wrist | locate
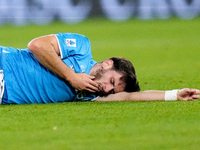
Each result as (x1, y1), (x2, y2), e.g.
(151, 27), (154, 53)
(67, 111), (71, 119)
(65, 69), (76, 83)
(165, 90), (179, 101)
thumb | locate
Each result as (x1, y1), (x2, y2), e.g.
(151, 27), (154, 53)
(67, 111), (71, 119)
(192, 94), (200, 100)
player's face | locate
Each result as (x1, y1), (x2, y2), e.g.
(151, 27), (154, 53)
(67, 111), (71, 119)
(93, 69), (125, 95)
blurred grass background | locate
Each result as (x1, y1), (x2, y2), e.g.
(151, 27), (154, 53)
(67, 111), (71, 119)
(0, 18), (200, 150)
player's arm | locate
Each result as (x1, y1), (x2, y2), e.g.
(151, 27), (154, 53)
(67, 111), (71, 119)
(95, 88), (200, 102)
(28, 35), (99, 92)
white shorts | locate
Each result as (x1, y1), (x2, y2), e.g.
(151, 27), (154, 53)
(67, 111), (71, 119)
(0, 70), (4, 104)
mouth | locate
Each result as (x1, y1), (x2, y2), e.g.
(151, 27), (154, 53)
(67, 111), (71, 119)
(98, 85), (101, 91)
(98, 84), (104, 93)
(97, 84), (109, 96)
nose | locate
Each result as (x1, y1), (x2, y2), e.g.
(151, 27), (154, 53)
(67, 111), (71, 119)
(103, 84), (113, 94)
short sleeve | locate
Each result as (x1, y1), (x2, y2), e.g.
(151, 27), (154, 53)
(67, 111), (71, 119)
(54, 33), (91, 59)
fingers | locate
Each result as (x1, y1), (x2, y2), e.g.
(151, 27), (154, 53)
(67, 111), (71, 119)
(87, 75), (99, 92)
(179, 88), (200, 101)
(88, 76), (98, 87)
(88, 75), (95, 80)
(195, 89), (200, 94)
(86, 83), (99, 93)
(192, 89), (200, 100)
(86, 88), (97, 93)
(81, 74), (99, 92)
(190, 89), (199, 92)
(71, 73), (99, 92)
(183, 88), (200, 95)
(192, 94), (200, 100)
(190, 89), (200, 96)
(86, 86), (99, 93)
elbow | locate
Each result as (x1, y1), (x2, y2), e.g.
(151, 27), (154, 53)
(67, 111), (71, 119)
(28, 39), (41, 54)
(27, 35), (59, 56)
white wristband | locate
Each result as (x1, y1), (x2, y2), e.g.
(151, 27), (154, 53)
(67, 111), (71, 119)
(165, 90), (179, 101)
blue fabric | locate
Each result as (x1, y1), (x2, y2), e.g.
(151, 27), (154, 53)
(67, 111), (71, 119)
(0, 47), (2, 70)
(1, 33), (98, 104)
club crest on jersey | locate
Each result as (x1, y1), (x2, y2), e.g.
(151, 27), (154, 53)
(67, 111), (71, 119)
(66, 39), (76, 47)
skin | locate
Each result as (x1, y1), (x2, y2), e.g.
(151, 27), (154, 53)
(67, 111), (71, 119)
(93, 69), (125, 95)
(96, 89), (200, 102)
(28, 34), (200, 102)
(28, 35), (99, 93)
(28, 35), (125, 95)
(89, 59), (125, 95)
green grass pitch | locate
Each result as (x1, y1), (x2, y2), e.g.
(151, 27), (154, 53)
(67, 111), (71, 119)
(0, 18), (200, 150)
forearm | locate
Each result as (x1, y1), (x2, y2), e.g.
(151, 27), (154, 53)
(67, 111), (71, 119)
(96, 89), (200, 102)
(28, 35), (99, 92)
(96, 91), (165, 102)
(127, 91), (165, 101)
(28, 35), (76, 82)
(33, 48), (75, 81)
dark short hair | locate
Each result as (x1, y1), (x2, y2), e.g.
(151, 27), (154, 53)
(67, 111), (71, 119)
(109, 57), (140, 92)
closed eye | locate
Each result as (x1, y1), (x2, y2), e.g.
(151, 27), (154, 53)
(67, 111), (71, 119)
(110, 78), (115, 94)
(111, 78), (115, 86)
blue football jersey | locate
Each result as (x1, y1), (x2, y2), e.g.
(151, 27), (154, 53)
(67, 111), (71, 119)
(1, 33), (98, 104)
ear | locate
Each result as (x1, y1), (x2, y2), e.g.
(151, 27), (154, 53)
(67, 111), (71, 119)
(101, 59), (113, 70)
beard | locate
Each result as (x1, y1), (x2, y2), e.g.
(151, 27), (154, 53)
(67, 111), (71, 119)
(90, 68), (107, 80)
(90, 68), (109, 96)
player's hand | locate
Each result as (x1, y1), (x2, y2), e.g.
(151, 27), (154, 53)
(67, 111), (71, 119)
(178, 88), (200, 101)
(69, 73), (99, 92)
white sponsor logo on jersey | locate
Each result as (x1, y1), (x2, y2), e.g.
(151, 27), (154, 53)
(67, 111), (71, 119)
(66, 39), (76, 47)
(81, 65), (85, 73)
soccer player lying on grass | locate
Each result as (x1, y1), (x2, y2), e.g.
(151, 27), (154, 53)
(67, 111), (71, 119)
(0, 33), (199, 104)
